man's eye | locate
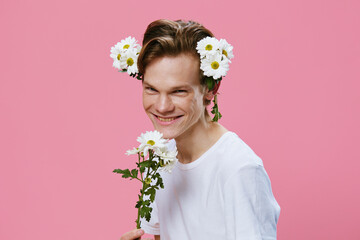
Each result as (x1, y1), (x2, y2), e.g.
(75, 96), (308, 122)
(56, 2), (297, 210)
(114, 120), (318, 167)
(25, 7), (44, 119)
(146, 87), (157, 92)
(174, 90), (186, 93)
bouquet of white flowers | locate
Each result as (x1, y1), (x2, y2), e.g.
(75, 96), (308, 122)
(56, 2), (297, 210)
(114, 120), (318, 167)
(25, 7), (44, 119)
(113, 131), (177, 229)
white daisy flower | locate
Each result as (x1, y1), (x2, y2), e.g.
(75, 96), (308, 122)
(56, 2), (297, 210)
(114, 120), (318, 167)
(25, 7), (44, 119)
(200, 52), (229, 79)
(158, 149), (178, 173)
(135, 44), (142, 54)
(156, 147), (177, 164)
(196, 36), (220, 57)
(123, 48), (139, 75)
(219, 39), (234, 61)
(118, 36), (139, 51)
(110, 36), (142, 73)
(125, 147), (140, 156)
(160, 159), (176, 173)
(137, 131), (168, 157)
(110, 43), (126, 70)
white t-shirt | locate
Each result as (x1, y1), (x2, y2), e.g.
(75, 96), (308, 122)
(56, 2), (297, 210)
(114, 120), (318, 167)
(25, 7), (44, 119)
(141, 131), (280, 240)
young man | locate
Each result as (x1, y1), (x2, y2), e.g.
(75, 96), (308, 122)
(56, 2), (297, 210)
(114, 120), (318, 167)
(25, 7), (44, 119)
(120, 19), (280, 240)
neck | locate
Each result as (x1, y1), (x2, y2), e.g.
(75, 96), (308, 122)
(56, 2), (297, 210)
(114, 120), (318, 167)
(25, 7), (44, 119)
(175, 120), (228, 164)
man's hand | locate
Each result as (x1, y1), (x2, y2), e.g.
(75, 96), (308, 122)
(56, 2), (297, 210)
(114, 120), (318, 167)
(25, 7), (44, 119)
(120, 228), (145, 240)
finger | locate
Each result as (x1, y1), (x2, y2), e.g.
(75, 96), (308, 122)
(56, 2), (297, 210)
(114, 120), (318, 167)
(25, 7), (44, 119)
(120, 229), (144, 240)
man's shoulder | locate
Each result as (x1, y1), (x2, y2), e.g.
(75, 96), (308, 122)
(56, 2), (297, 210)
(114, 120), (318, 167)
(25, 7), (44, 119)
(212, 131), (264, 179)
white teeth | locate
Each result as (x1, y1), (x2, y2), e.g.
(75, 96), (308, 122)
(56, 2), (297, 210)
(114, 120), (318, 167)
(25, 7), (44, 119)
(158, 116), (176, 122)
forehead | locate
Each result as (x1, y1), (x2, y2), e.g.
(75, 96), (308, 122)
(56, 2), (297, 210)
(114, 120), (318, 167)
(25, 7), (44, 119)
(143, 54), (201, 89)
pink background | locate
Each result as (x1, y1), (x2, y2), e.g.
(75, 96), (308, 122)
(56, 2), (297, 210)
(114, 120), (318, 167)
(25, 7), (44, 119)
(1, 0), (359, 239)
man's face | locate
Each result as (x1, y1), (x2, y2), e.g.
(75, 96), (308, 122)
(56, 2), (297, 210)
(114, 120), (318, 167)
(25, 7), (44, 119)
(142, 53), (209, 140)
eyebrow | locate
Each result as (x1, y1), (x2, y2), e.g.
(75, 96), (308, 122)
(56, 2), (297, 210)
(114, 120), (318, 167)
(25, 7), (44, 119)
(143, 82), (191, 91)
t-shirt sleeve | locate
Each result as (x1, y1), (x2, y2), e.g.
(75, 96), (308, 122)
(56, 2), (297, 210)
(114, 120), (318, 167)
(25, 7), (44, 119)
(222, 164), (280, 240)
(140, 197), (160, 235)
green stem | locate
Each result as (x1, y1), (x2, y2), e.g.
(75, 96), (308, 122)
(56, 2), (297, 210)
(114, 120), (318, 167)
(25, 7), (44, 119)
(138, 153), (143, 181)
(135, 150), (161, 230)
(136, 153), (145, 229)
(211, 94), (222, 122)
(136, 180), (146, 229)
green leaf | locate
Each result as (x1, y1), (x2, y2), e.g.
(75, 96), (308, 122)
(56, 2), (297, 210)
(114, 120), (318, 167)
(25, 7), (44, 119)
(143, 199), (151, 206)
(135, 200), (142, 209)
(113, 169), (132, 179)
(131, 169), (138, 178)
(210, 100), (222, 122)
(145, 209), (152, 221)
(143, 184), (150, 192)
(205, 77), (215, 91)
(140, 206), (153, 222)
(150, 191), (156, 202)
(156, 176), (164, 189)
(145, 188), (156, 202)
(152, 172), (160, 179)
(212, 114), (218, 122)
(139, 160), (152, 168)
(150, 160), (158, 171)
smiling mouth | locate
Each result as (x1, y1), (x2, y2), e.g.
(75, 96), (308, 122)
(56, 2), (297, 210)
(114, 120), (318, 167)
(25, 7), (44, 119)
(155, 115), (182, 122)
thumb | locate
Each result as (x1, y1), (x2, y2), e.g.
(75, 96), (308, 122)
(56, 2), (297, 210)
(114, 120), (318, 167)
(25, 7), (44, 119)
(132, 229), (145, 238)
(121, 228), (144, 240)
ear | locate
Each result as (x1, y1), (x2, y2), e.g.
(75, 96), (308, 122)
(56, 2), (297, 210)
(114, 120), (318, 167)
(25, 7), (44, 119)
(204, 88), (215, 101)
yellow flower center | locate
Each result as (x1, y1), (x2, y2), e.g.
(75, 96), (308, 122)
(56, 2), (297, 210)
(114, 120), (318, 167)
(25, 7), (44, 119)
(147, 140), (155, 146)
(117, 54), (121, 60)
(145, 177), (152, 184)
(205, 44), (213, 51)
(127, 58), (134, 66)
(123, 44), (130, 49)
(211, 61), (220, 70)
(222, 50), (228, 57)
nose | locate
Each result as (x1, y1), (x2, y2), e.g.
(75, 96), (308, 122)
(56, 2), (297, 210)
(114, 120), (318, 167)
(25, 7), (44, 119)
(155, 94), (175, 114)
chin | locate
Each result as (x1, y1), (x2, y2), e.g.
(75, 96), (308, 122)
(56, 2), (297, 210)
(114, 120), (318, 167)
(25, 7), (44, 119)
(155, 128), (176, 140)
(151, 125), (178, 140)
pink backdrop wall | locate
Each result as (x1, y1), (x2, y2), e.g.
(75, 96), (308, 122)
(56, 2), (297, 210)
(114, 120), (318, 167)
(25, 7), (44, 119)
(1, 0), (359, 239)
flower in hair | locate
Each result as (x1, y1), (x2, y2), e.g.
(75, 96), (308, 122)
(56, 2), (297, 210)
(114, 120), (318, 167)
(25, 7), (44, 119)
(196, 37), (233, 79)
(219, 39), (234, 61)
(110, 43), (125, 70)
(196, 36), (221, 57)
(110, 36), (142, 79)
(200, 52), (229, 80)
(123, 48), (139, 75)
(118, 36), (140, 51)
(196, 36), (234, 122)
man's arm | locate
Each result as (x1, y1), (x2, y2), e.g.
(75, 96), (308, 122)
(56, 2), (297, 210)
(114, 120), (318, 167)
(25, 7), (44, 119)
(223, 164), (280, 239)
